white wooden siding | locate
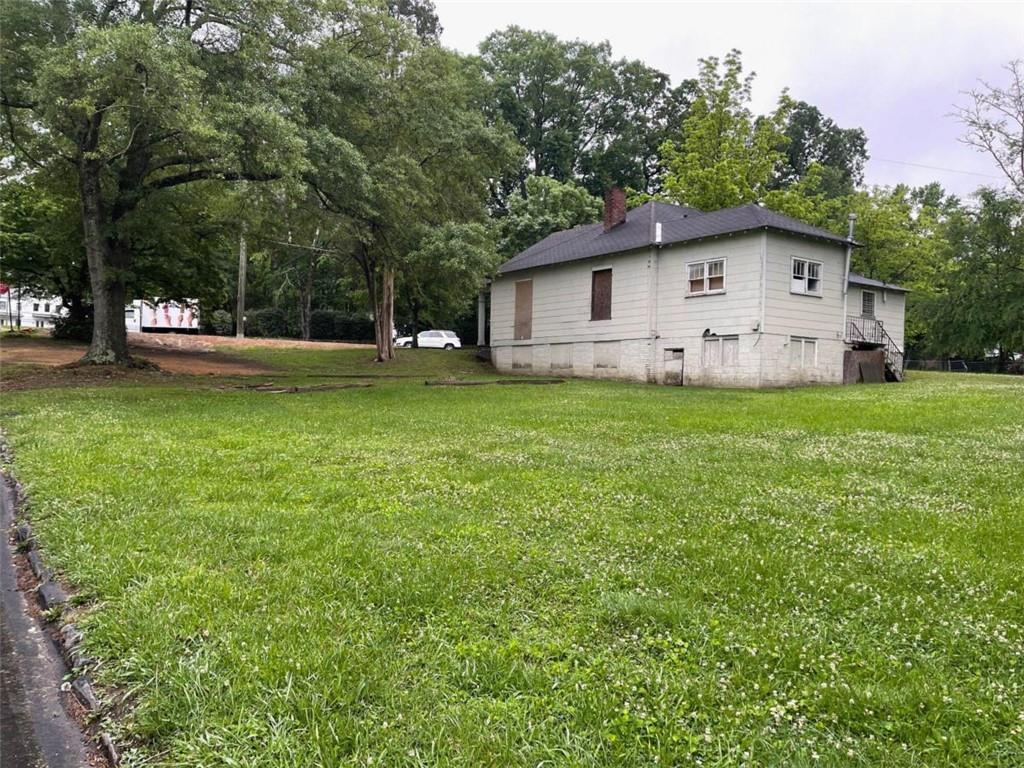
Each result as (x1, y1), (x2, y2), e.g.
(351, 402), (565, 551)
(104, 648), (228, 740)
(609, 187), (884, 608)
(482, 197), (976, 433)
(656, 234), (763, 339)
(491, 250), (651, 344)
(848, 286), (906, 352)
(763, 234), (847, 340)
(491, 226), (906, 388)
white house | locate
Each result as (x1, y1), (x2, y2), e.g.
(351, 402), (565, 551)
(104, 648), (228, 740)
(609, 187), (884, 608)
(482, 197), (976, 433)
(0, 288), (65, 330)
(489, 190), (907, 387)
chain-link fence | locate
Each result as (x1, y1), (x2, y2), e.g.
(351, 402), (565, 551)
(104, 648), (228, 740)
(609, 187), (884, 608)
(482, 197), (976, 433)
(905, 358), (1022, 374)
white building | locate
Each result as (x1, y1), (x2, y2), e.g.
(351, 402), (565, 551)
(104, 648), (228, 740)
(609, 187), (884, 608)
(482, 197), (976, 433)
(0, 288), (64, 329)
(0, 289), (200, 334)
(489, 191), (907, 387)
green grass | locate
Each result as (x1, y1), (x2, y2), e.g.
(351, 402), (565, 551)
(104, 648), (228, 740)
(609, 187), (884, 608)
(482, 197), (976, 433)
(2, 353), (1023, 767)
(233, 345), (498, 380)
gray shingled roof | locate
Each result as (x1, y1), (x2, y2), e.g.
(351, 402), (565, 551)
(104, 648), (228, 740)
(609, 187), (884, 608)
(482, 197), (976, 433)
(498, 201), (853, 275)
(848, 272), (909, 293)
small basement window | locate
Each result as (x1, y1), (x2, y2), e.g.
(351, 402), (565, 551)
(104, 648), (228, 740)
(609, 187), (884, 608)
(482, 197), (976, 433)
(688, 259), (726, 296)
(861, 290), (876, 318)
(590, 268), (612, 321)
(790, 336), (817, 368)
(791, 258), (822, 295)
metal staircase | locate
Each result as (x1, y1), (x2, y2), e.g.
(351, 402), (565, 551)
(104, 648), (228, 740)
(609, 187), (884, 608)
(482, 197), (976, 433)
(847, 318), (905, 381)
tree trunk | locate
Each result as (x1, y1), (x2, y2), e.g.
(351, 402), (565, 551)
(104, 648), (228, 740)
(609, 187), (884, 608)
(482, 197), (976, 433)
(79, 159), (131, 364)
(372, 264), (396, 362)
(356, 242), (395, 362)
(299, 257), (315, 341)
(62, 293), (89, 324)
(410, 304), (420, 348)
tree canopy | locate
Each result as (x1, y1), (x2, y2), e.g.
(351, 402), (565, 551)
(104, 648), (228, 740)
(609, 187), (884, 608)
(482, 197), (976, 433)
(659, 50), (792, 210)
(1, 8), (1019, 366)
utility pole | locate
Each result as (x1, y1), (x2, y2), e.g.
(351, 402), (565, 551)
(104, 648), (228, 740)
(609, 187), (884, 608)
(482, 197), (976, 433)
(235, 227), (247, 339)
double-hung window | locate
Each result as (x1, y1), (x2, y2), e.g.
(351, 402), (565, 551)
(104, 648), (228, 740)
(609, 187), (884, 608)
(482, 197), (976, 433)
(687, 259), (726, 296)
(791, 257), (822, 295)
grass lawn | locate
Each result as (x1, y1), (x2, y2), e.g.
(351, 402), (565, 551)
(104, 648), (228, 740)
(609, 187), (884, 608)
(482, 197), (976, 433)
(2, 347), (1023, 767)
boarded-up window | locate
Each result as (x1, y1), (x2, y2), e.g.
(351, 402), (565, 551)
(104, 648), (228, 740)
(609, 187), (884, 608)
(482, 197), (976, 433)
(702, 335), (739, 366)
(514, 280), (533, 340)
(702, 337), (718, 366)
(591, 269), (612, 321)
(594, 341), (620, 369)
(722, 336), (739, 366)
(861, 290), (875, 318)
(790, 336), (817, 367)
(550, 343), (573, 370)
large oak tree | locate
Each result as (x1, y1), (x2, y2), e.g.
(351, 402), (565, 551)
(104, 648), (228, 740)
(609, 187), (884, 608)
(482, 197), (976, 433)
(2, 1), (312, 363)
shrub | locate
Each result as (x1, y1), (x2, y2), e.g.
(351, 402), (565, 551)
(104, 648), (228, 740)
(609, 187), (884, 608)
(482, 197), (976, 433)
(309, 310), (375, 342)
(334, 313), (375, 342)
(208, 309), (234, 336)
(52, 314), (92, 342)
(310, 309), (337, 340)
(245, 307), (289, 338)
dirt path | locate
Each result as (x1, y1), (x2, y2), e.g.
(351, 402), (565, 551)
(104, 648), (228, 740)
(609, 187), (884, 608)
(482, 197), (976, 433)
(129, 333), (372, 353)
(1, 335), (278, 377)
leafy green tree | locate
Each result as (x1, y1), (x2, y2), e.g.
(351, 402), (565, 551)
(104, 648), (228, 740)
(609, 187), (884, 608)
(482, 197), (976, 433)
(774, 100), (868, 197)
(765, 174), (964, 349)
(306, 38), (517, 360)
(397, 222), (497, 346)
(1, 0), (310, 363)
(479, 27), (613, 185)
(660, 49), (792, 210)
(0, 173), (90, 323)
(497, 176), (602, 258)
(478, 27), (688, 201)
(923, 189), (1024, 360)
(387, 0), (442, 41)
(576, 63), (696, 196)
(243, 189), (349, 341)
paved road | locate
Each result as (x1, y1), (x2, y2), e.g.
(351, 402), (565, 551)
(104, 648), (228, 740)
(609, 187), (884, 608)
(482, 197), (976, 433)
(0, 482), (90, 768)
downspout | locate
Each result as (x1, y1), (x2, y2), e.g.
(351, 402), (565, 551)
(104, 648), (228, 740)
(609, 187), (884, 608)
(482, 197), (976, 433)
(842, 213), (856, 340)
(647, 205), (662, 382)
(757, 230), (767, 387)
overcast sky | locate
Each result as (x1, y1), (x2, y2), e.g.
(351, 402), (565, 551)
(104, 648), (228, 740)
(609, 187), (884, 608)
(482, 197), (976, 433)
(434, 0), (1022, 199)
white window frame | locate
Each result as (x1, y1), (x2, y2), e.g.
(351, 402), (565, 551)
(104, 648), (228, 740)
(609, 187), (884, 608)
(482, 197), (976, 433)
(790, 336), (818, 368)
(861, 290), (876, 318)
(790, 257), (823, 296)
(687, 258), (727, 296)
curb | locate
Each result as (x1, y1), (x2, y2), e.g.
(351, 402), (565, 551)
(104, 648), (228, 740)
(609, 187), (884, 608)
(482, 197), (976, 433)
(6, 482), (121, 767)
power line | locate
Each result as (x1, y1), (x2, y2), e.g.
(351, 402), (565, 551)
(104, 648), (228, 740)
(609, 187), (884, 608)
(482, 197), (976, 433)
(871, 158), (1005, 180)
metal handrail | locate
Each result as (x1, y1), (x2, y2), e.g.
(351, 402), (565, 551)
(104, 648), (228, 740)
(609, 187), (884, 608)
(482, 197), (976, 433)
(847, 317), (904, 379)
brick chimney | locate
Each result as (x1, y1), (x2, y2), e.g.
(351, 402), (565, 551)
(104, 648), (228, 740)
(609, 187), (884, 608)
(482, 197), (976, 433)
(603, 187), (626, 232)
